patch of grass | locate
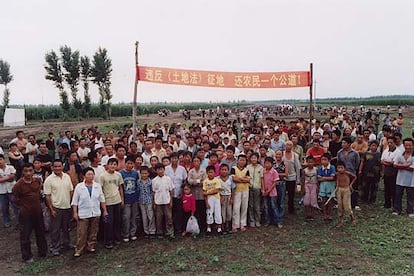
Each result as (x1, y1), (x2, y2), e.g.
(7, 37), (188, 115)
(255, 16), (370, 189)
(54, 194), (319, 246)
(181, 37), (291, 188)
(19, 258), (64, 275)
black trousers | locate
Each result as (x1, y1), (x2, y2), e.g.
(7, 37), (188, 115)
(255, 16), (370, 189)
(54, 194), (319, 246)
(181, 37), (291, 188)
(351, 175), (361, 208)
(286, 181), (296, 214)
(50, 208), (71, 253)
(384, 174), (397, 208)
(104, 203), (122, 245)
(172, 198), (184, 234)
(195, 200), (207, 232)
(19, 213), (48, 261)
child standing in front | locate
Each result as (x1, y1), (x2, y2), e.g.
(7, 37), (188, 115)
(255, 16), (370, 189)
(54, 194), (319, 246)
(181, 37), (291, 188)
(137, 166), (156, 238)
(302, 156), (319, 220)
(152, 163), (174, 238)
(247, 152), (264, 228)
(203, 165), (222, 234)
(182, 184), (196, 236)
(100, 158), (124, 249)
(336, 161), (356, 227)
(218, 164), (235, 234)
(317, 153), (336, 221)
(120, 157), (139, 242)
(262, 157), (279, 226)
(231, 155), (250, 232)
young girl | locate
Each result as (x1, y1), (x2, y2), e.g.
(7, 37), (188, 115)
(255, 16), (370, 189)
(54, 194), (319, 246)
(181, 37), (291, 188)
(182, 184), (196, 236)
(302, 156), (319, 220)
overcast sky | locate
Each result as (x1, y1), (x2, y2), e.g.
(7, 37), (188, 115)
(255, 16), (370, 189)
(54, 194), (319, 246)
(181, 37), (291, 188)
(1, 0), (413, 105)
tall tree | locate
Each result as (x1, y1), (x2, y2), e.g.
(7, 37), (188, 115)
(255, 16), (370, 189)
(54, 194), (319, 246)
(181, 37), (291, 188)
(0, 59), (13, 110)
(44, 50), (70, 117)
(60, 45), (82, 119)
(80, 56), (91, 118)
(91, 48), (112, 119)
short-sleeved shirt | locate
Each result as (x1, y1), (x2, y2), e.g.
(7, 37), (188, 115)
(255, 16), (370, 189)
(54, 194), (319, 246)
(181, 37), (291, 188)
(203, 177), (221, 199)
(263, 168), (279, 197)
(100, 171), (123, 206)
(317, 164), (336, 184)
(304, 167), (318, 185)
(231, 166), (250, 192)
(0, 165), (16, 194)
(44, 172), (73, 209)
(120, 169), (139, 204)
(165, 165), (187, 198)
(187, 167), (207, 200)
(218, 176), (235, 196)
(152, 175), (173, 205)
(247, 164), (264, 189)
(395, 153), (414, 187)
(71, 182), (105, 219)
(137, 178), (153, 205)
(381, 147), (401, 176)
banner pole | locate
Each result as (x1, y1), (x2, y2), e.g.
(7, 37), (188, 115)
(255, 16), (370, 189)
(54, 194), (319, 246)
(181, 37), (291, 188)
(309, 63), (313, 140)
(132, 41), (139, 140)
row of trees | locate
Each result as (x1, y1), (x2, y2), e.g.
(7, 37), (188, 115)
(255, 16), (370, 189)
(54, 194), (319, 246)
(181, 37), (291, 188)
(22, 102), (246, 121)
(0, 59), (13, 112)
(44, 46), (113, 120)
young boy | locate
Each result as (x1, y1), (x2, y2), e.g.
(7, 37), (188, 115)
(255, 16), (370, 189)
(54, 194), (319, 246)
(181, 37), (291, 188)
(317, 153), (336, 220)
(302, 156), (318, 220)
(358, 141), (381, 203)
(247, 152), (264, 227)
(336, 161), (356, 227)
(100, 158), (124, 249)
(203, 165), (222, 234)
(152, 163), (174, 238)
(218, 164), (235, 234)
(262, 157), (279, 227)
(231, 155), (250, 232)
(182, 184), (196, 236)
(137, 166), (156, 238)
(120, 157), (139, 242)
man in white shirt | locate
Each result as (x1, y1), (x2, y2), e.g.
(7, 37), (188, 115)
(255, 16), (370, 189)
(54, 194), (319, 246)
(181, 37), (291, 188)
(44, 160), (74, 256)
(0, 154), (17, 227)
(381, 136), (401, 209)
(164, 153), (187, 234)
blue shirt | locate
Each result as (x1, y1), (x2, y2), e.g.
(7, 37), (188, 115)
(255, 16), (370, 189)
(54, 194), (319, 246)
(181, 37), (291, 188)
(317, 164), (336, 184)
(270, 139), (285, 152)
(137, 178), (153, 205)
(120, 169), (139, 204)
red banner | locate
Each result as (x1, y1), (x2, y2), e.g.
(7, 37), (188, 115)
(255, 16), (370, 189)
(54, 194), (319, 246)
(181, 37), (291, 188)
(137, 66), (310, 88)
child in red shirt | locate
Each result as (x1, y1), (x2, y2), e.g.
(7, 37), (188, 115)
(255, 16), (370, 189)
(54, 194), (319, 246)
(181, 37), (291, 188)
(182, 184), (196, 236)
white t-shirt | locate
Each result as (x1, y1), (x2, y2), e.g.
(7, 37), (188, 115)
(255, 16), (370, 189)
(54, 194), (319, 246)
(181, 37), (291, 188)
(152, 175), (173, 205)
(101, 154), (116, 166)
(0, 165), (16, 194)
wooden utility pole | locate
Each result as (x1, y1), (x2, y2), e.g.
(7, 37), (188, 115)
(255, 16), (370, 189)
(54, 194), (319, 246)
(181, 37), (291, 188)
(132, 41), (139, 140)
(309, 63), (314, 140)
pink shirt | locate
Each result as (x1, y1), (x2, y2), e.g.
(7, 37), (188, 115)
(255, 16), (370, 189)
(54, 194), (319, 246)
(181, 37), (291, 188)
(263, 168), (279, 197)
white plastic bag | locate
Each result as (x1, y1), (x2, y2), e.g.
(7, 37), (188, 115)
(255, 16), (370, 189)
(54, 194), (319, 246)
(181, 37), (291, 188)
(186, 215), (200, 235)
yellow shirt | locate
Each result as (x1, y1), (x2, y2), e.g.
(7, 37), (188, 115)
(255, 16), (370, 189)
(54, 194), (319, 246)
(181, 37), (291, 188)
(232, 166), (250, 192)
(100, 171), (124, 205)
(203, 177), (221, 199)
(44, 172), (73, 209)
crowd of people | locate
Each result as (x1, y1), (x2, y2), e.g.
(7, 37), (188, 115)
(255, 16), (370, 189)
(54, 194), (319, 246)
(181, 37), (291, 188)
(1, 105), (413, 263)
